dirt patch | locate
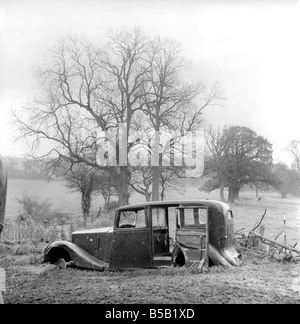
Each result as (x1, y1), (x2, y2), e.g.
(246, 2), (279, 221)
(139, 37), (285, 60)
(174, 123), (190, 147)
(1, 254), (300, 304)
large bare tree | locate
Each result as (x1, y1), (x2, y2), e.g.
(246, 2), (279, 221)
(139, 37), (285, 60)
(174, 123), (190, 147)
(138, 38), (223, 200)
(204, 126), (229, 201)
(14, 28), (151, 206)
(14, 27), (223, 208)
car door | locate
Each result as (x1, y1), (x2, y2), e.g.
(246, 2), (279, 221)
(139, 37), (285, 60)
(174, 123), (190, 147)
(109, 208), (151, 269)
(149, 206), (172, 267)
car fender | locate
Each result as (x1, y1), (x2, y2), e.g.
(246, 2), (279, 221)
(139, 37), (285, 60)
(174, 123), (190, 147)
(43, 240), (108, 271)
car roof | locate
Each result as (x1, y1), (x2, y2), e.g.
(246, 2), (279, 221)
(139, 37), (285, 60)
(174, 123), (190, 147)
(117, 199), (230, 212)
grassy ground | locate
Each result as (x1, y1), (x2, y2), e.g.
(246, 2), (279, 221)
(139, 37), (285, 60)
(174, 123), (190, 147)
(6, 178), (95, 219)
(1, 253), (300, 304)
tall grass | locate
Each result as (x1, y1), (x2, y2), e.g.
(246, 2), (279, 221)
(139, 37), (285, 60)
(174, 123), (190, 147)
(1, 193), (115, 244)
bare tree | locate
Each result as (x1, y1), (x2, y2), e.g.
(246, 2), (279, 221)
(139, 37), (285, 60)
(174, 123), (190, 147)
(14, 27), (223, 207)
(159, 167), (185, 201)
(139, 38), (222, 200)
(14, 28), (151, 206)
(100, 28), (152, 205)
(94, 169), (118, 205)
(64, 164), (100, 225)
(129, 167), (153, 201)
(204, 126), (229, 201)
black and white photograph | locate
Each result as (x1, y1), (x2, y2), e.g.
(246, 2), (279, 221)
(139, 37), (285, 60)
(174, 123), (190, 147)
(0, 0), (300, 307)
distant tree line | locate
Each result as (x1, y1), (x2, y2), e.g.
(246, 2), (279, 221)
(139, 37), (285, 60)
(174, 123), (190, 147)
(203, 127), (300, 202)
(5, 157), (48, 180)
(272, 140), (300, 198)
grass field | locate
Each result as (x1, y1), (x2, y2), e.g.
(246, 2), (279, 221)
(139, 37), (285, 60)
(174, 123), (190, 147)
(5, 177), (300, 245)
(171, 184), (300, 246)
(6, 178), (104, 220)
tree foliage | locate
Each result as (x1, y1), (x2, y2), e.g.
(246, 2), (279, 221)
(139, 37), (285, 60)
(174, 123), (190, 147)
(272, 163), (300, 198)
(204, 125), (273, 203)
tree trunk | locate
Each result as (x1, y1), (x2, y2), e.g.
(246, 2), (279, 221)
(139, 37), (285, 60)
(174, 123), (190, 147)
(81, 192), (91, 226)
(151, 127), (161, 202)
(219, 180), (225, 202)
(83, 211), (88, 226)
(152, 166), (160, 201)
(145, 192), (151, 202)
(160, 188), (165, 201)
(256, 186), (259, 199)
(228, 187), (237, 203)
(118, 166), (130, 206)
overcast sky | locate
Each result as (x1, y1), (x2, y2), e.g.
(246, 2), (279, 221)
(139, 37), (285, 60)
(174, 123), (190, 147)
(0, 0), (299, 164)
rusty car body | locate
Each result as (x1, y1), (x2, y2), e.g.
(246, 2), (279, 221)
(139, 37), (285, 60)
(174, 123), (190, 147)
(43, 200), (241, 270)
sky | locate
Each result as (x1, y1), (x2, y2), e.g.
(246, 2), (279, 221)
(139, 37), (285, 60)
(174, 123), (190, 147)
(0, 0), (299, 165)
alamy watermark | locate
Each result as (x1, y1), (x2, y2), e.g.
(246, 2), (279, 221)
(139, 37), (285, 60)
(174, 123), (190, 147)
(95, 124), (205, 178)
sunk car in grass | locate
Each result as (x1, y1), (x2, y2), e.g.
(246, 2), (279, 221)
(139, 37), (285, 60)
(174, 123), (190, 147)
(43, 200), (241, 271)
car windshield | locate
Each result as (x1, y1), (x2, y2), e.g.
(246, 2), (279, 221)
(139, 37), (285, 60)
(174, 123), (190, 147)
(118, 209), (147, 228)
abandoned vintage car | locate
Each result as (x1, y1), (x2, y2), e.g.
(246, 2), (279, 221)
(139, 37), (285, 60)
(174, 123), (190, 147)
(43, 200), (241, 270)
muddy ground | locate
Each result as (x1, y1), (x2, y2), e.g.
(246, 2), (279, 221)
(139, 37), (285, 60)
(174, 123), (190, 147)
(1, 252), (300, 304)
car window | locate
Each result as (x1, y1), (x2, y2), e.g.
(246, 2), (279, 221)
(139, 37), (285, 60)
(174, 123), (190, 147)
(118, 209), (147, 228)
(177, 208), (207, 227)
(152, 207), (167, 228)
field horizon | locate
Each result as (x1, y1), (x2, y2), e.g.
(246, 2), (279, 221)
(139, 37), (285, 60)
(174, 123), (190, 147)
(5, 177), (300, 246)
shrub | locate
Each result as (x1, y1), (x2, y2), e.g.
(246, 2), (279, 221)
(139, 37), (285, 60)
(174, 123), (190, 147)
(16, 193), (71, 226)
(0, 194), (74, 244)
(1, 218), (70, 244)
